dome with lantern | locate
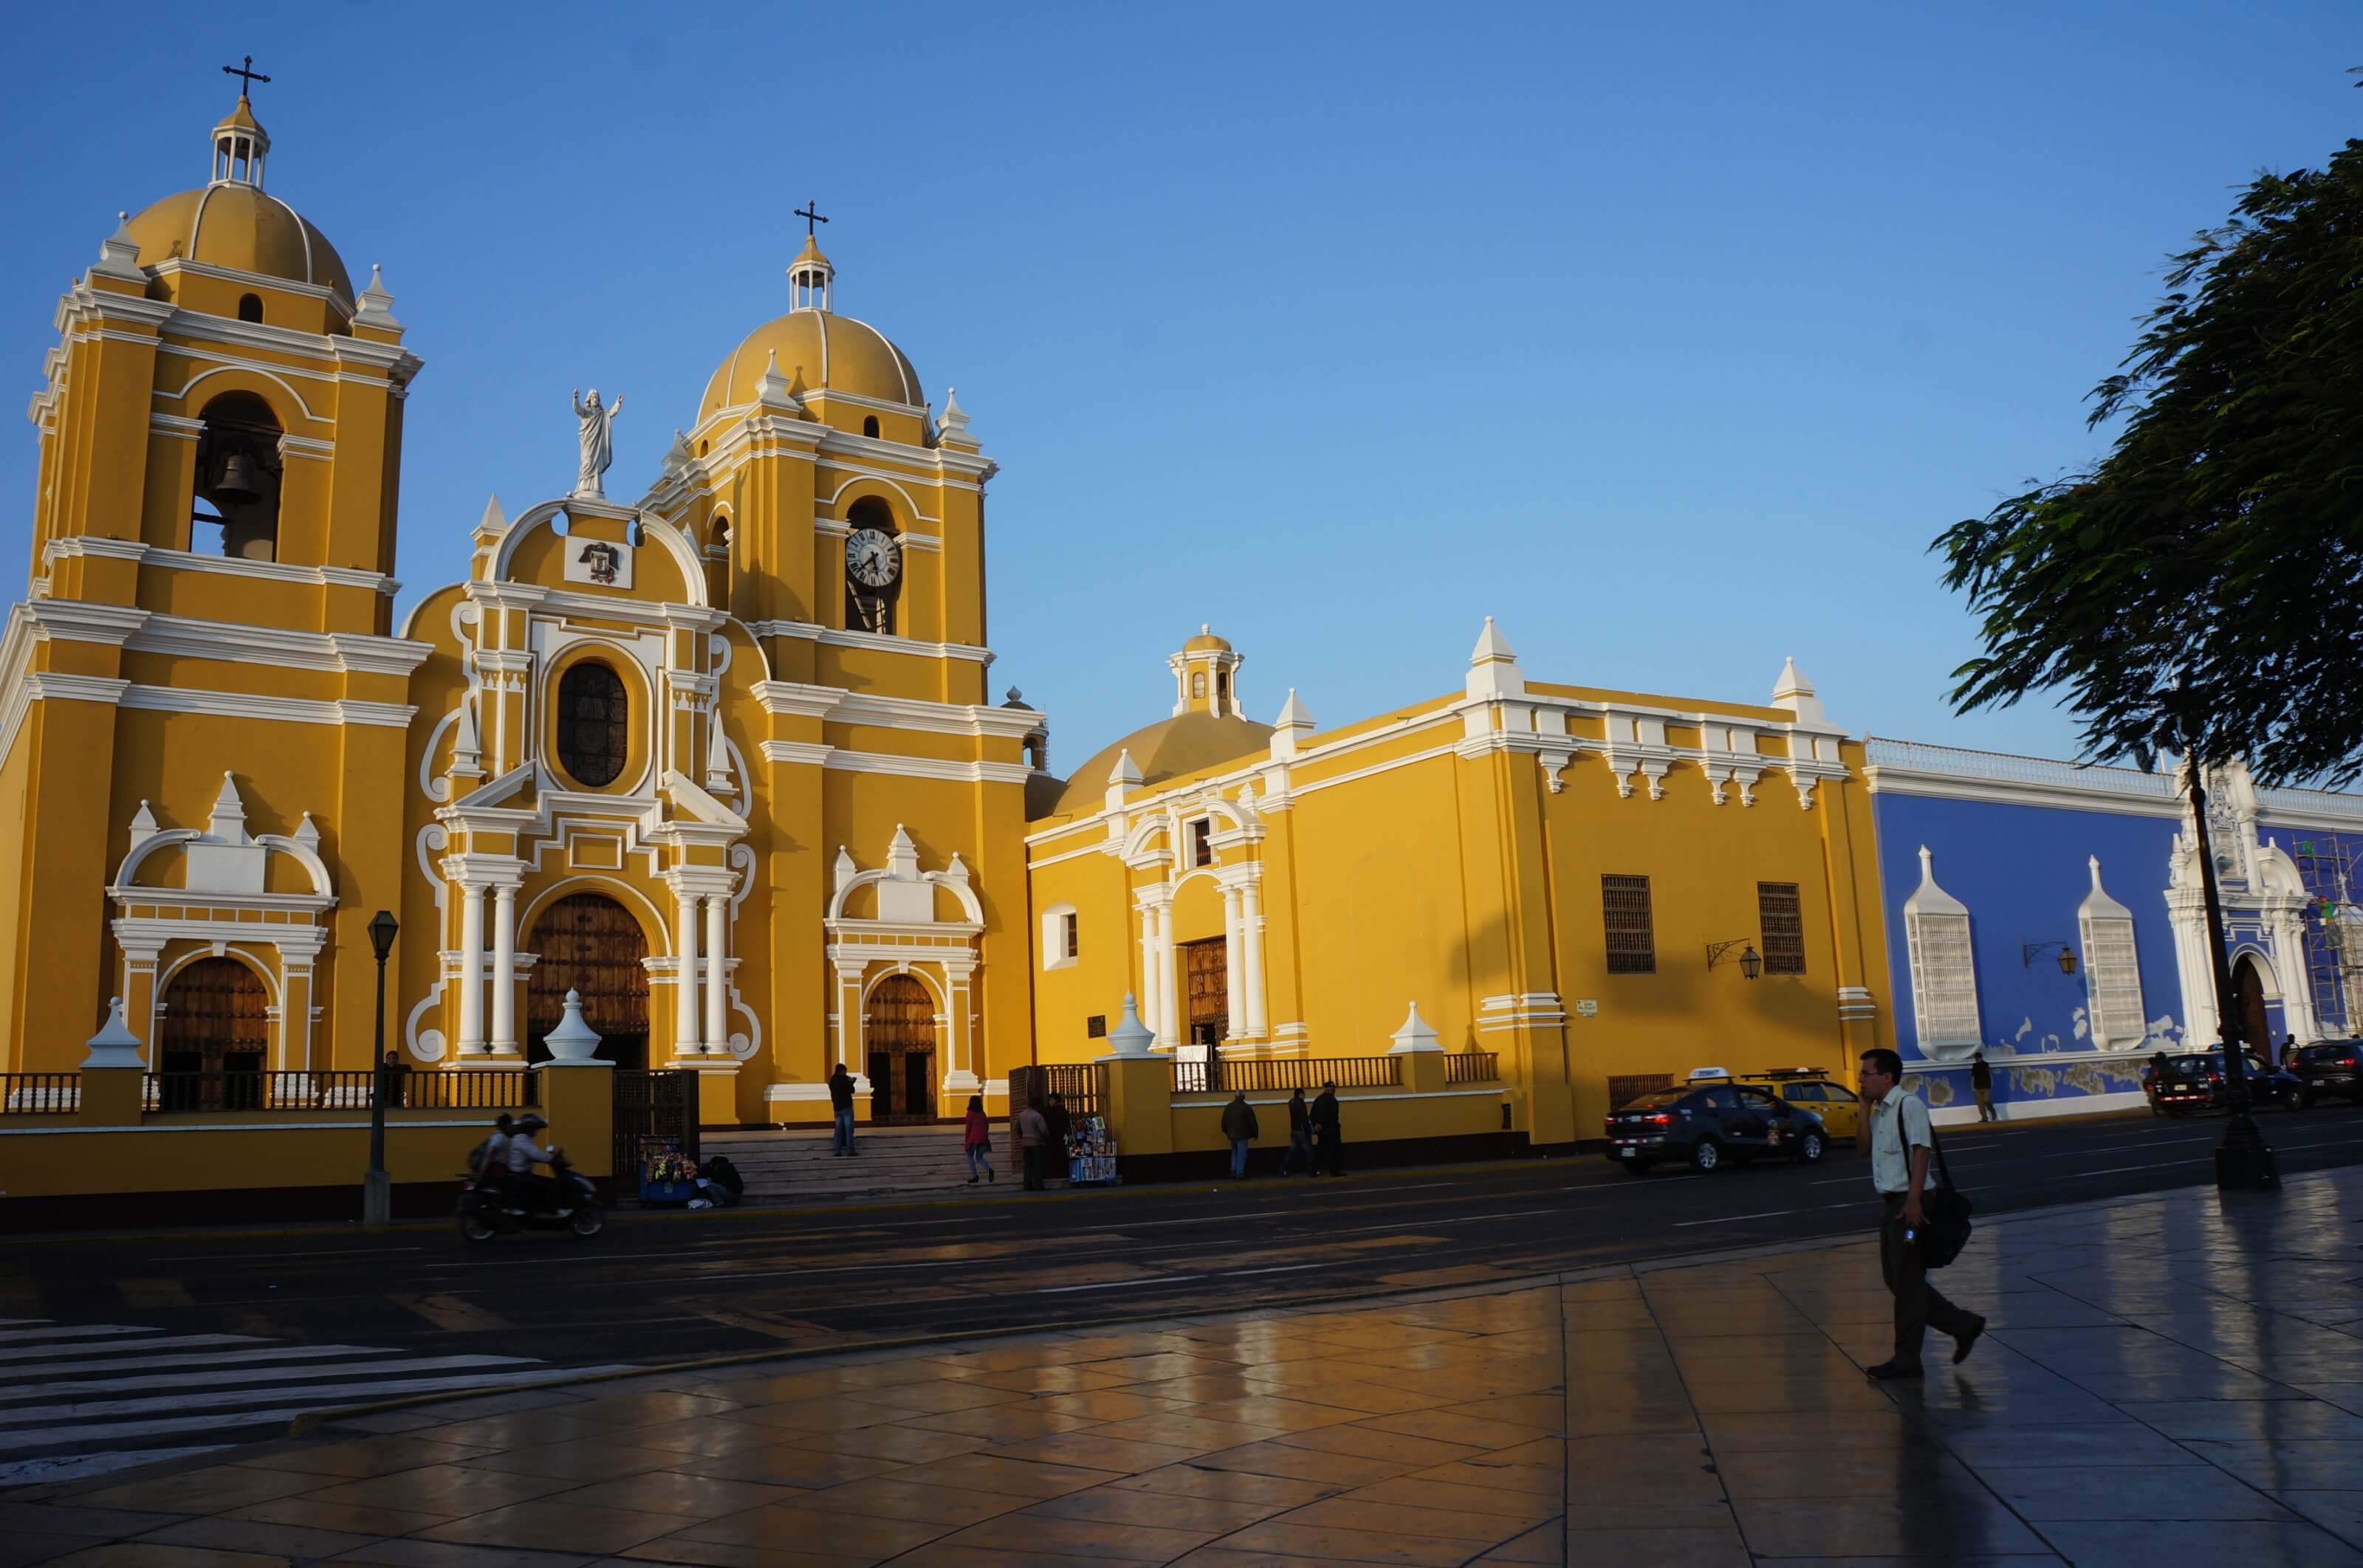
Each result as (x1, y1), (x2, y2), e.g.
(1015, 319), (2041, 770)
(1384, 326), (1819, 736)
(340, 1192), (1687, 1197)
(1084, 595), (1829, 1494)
(120, 88), (354, 305)
(699, 233), (924, 419)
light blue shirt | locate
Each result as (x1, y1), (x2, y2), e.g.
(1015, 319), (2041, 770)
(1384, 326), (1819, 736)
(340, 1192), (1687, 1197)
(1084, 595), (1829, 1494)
(1868, 1084), (1934, 1195)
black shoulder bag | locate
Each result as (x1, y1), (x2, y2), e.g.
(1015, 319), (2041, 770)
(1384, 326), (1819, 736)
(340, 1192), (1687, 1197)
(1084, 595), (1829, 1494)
(1917, 1122), (1975, 1269)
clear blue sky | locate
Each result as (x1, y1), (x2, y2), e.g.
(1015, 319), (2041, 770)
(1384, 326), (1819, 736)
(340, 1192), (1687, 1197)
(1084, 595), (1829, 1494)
(4, 2), (2353, 771)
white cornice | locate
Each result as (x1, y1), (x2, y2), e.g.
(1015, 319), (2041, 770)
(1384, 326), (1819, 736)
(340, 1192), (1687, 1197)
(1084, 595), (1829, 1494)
(116, 684), (416, 729)
(148, 257), (349, 309)
(820, 749), (1029, 786)
(747, 618), (992, 664)
(41, 537), (400, 596)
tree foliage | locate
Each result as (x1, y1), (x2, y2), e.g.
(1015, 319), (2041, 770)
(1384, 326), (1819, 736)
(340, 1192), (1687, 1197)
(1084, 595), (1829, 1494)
(1935, 129), (2363, 786)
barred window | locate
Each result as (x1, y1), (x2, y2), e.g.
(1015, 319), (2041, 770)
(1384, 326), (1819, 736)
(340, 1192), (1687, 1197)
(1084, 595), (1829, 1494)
(555, 661), (628, 786)
(1601, 874), (1656, 974)
(2080, 912), (2145, 1048)
(1907, 909), (1981, 1046)
(1757, 881), (1805, 975)
(1608, 1073), (1673, 1109)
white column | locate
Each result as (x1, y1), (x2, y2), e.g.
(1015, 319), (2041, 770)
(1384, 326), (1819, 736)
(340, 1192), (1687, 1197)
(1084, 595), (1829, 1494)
(831, 962), (860, 1070)
(2168, 892), (2219, 1047)
(674, 890), (699, 1058)
(704, 894), (727, 1053)
(1221, 884), (1244, 1043)
(456, 882), (485, 1053)
(1156, 902), (1180, 1048)
(489, 885), (518, 1055)
(1138, 901), (1162, 1048)
(2273, 912), (2320, 1043)
(1241, 877), (1268, 1040)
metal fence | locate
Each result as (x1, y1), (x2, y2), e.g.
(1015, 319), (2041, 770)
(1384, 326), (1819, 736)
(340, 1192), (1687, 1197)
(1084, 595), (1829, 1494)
(396, 1070), (538, 1110)
(1171, 1055), (1402, 1095)
(1443, 1052), (1501, 1084)
(0, 1073), (78, 1113)
(140, 1068), (541, 1113)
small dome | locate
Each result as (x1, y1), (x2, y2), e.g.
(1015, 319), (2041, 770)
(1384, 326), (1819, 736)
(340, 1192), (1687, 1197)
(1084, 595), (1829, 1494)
(122, 182), (352, 301)
(1046, 712), (1274, 819)
(699, 309), (922, 419)
(1183, 625), (1232, 653)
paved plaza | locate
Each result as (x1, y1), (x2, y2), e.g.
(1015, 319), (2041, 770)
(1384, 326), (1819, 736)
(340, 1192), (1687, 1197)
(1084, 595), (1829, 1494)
(4, 1166), (2362, 1567)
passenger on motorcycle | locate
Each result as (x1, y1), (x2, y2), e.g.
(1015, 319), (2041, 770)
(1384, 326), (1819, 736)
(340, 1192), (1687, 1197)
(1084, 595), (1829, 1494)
(503, 1113), (568, 1215)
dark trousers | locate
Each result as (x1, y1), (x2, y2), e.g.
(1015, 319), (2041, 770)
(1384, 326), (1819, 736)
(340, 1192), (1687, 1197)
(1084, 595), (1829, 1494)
(1879, 1192), (1978, 1366)
(1021, 1144), (1046, 1190)
(1281, 1129), (1313, 1174)
(1972, 1086), (1995, 1122)
(1315, 1127), (1343, 1175)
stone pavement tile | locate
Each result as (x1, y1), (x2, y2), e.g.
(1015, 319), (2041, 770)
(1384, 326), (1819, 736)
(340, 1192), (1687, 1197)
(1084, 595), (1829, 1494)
(413, 1499), (686, 1556)
(38, 1548), (293, 1568)
(1466, 1519), (1560, 1564)
(710, 1399), (910, 1435)
(1017, 1484), (1283, 1533)
(2117, 1398), (2363, 1443)
(893, 1406), (1103, 1440)
(982, 1433), (1207, 1474)
(611, 1419), (802, 1458)
(1102, 1375), (1272, 1407)
(668, 1502), (949, 1558)
(870, 1549), (1160, 1568)
(325, 1541), (605, 1568)
(1981, 1463), (2295, 1521)
(0, 1510), (192, 1541)
(558, 1394), (747, 1428)
(786, 1423), (988, 1465)
(414, 1411), (611, 1448)
(2031, 1520), (2363, 1567)
(1699, 1409), (1913, 1451)
(919, 1513), (1213, 1563)
(1184, 1442), (1410, 1487)
(131, 1516), (386, 1560)
(1165, 1551), (1410, 1568)
(1436, 1394), (1563, 1431)
(1271, 1423), (1482, 1468)
(316, 1414), (456, 1437)
(613, 1540), (872, 1568)
(226, 1498), (448, 1538)
(651, 1445), (907, 1490)
(1336, 1476), (1559, 1524)
(540, 1471), (805, 1519)
(1172, 1519), (1469, 1567)
(1564, 1399), (1700, 1437)
(1560, 1434), (1710, 1479)
(1255, 1380), (1439, 1416)
(1102, 1465), (1337, 1509)
(882, 1452), (1122, 1502)
(1082, 1355), (1240, 1386)
(1407, 1459), (1563, 1502)
(1183, 1396), (1359, 1434)
(69, 1470), (323, 1519)
(1710, 1442), (1977, 1499)
(788, 1478), (1019, 1529)
(0, 1534), (106, 1567)
(1275, 1496), (1531, 1544)
(2273, 1493), (2363, 1549)
(232, 1439), (488, 1479)
(1732, 1494), (2053, 1558)
(1566, 1467), (1726, 1507)
(471, 1440), (682, 1482)
(1352, 1407), (1554, 1449)
(299, 1463), (583, 1519)
(1073, 1414), (1283, 1454)
(2191, 1439), (2363, 1489)
(848, 1381), (1029, 1417)
(1022, 1391), (1195, 1423)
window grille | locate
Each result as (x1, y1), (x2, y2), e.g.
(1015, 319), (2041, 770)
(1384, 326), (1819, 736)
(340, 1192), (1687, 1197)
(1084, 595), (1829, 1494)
(2080, 912), (2145, 1048)
(1757, 881), (1805, 974)
(555, 662), (629, 786)
(1907, 909), (1981, 1048)
(1601, 875), (1656, 974)
(1608, 1073), (1673, 1108)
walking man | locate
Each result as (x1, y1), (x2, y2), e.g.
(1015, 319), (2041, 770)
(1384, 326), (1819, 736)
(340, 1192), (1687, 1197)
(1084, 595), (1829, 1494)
(1310, 1081), (1343, 1177)
(1857, 1048), (1983, 1380)
(1221, 1090), (1260, 1178)
(828, 1062), (857, 1156)
(1280, 1086), (1314, 1175)
(1018, 1097), (1051, 1191)
(1969, 1051), (1996, 1123)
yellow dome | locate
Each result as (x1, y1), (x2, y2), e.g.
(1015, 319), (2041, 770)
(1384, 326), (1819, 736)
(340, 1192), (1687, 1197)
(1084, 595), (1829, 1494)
(700, 309), (922, 419)
(1183, 626), (1233, 653)
(122, 182), (353, 301)
(1046, 712), (1275, 819)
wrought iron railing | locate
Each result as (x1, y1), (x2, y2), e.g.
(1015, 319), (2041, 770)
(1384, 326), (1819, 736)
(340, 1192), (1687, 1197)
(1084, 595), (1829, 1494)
(399, 1070), (538, 1110)
(0, 1073), (78, 1113)
(1443, 1051), (1501, 1084)
(1171, 1055), (1402, 1094)
(140, 1069), (539, 1113)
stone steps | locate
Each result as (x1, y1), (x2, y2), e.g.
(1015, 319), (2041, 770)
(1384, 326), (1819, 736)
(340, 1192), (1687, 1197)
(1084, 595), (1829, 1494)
(701, 1127), (1009, 1203)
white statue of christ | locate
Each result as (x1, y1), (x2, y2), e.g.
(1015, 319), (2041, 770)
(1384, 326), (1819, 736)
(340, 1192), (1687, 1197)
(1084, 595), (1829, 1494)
(572, 388), (625, 497)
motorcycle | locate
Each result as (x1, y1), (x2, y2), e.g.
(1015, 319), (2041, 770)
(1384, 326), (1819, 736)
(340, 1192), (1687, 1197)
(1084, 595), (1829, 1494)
(458, 1149), (603, 1242)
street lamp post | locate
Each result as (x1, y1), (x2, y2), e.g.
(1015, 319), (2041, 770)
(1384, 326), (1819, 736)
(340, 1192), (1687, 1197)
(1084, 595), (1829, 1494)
(363, 909), (399, 1223)
(2186, 768), (2276, 1191)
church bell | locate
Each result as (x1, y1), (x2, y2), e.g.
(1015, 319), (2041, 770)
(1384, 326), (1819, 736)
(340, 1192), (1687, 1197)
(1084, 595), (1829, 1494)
(210, 451), (264, 506)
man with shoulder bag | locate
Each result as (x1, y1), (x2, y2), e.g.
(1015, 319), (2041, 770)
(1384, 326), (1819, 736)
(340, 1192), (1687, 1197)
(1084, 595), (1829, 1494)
(1856, 1048), (1984, 1380)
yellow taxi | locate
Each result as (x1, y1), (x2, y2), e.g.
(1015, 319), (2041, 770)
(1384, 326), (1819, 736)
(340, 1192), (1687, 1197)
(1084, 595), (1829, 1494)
(1740, 1067), (1862, 1141)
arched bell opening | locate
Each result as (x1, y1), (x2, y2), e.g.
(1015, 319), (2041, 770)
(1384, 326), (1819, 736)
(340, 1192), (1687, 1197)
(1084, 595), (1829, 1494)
(192, 391), (283, 560)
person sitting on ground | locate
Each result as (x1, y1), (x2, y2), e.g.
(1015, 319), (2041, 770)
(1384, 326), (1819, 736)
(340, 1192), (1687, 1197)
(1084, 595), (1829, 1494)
(963, 1094), (996, 1185)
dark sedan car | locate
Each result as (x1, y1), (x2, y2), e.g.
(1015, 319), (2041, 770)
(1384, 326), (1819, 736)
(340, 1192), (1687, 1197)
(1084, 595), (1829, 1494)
(1604, 1076), (1829, 1175)
(2150, 1051), (2302, 1115)
(2291, 1041), (2363, 1107)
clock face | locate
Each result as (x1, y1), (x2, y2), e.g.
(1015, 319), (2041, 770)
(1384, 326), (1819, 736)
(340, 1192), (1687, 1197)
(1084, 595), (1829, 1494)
(846, 528), (901, 589)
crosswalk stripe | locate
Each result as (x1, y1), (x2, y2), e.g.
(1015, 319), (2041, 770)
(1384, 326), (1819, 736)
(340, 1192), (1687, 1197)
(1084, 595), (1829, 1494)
(2, 1343), (426, 1380)
(0, 1325), (167, 1346)
(0, 1333), (266, 1366)
(0, 1409), (305, 1453)
(0, 1364), (644, 1427)
(8, 1353), (541, 1400)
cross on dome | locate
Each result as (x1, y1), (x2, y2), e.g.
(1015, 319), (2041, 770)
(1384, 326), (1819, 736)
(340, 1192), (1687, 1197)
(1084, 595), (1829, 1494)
(795, 199), (829, 236)
(208, 61), (273, 187)
(221, 55), (271, 96)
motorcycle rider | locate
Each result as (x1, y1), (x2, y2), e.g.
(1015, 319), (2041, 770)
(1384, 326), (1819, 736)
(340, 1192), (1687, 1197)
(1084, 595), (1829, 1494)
(502, 1113), (568, 1216)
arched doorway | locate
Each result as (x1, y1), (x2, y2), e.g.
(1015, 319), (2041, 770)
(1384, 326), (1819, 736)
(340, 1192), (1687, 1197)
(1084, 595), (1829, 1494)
(158, 956), (267, 1110)
(864, 973), (936, 1123)
(2232, 955), (2272, 1061)
(526, 892), (650, 1070)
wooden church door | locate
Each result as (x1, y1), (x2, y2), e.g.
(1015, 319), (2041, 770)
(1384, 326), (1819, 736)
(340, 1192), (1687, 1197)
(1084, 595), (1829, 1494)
(1182, 937), (1227, 1050)
(526, 892), (650, 1070)
(158, 956), (268, 1109)
(863, 974), (936, 1123)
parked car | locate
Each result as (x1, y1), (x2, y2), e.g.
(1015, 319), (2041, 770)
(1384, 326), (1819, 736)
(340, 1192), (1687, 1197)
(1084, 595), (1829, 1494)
(2151, 1051), (2302, 1115)
(2290, 1040), (2363, 1107)
(1604, 1070), (1829, 1175)
(1740, 1067), (1860, 1141)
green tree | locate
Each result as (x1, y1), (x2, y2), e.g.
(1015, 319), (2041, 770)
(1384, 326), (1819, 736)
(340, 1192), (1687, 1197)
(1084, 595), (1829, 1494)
(1935, 125), (2363, 785)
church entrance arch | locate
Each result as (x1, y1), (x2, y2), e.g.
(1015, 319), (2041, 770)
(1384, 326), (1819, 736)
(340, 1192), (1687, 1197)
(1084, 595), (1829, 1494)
(526, 892), (650, 1070)
(2232, 954), (2272, 1060)
(158, 955), (268, 1109)
(864, 973), (936, 1123)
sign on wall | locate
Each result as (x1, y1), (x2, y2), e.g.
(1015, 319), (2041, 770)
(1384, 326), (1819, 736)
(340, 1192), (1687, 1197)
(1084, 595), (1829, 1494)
(564, 536), (633, 590)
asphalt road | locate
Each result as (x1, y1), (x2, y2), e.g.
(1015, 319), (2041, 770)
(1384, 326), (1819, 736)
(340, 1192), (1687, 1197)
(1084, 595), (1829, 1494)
(4, 1100), (2362, 1483)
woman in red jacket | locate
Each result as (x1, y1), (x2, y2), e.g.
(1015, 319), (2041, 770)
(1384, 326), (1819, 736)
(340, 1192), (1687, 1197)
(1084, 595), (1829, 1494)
(963, 1094), (995, 1185)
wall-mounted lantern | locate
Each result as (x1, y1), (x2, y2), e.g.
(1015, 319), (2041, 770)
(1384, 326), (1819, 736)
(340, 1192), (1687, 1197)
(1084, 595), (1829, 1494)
(2023, 941), (2077, 976)
(1706, 939), (1763, 980)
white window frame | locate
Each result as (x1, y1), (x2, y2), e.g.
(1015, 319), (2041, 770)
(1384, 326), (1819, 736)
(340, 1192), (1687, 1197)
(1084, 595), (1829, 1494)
(1040, 901), (1078, 972)
(1904, 845), (1982, 1059)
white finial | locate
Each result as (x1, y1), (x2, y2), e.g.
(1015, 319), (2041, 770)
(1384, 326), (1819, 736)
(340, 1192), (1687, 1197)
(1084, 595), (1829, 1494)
(1465, 618), (1525, 699)
(1771, 656), (1828, 725)
(1102, 994), (1155, 1058)
(92, 211), (144, 281)
(704, 716), (735, 794)
(128, 800), (159, 839)
(663, 429), (692, 474)
(1105, 747), (1142, 812)
(541, 989), (608, 1063)
(353, 263), (401, 329)
(476, 493), (507, 537)
(833, 844), (858, 898)
(886, 823), (919, 880)
(1388, 1001), (1443, 1054)
(937, 386), (975, 447)
(83, 997), (145, 1068)
(205, 773), (249, 845)
(755, 349), (802, 411)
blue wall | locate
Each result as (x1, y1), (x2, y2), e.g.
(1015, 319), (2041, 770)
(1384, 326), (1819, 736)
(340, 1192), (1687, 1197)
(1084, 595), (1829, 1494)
(1871, 791), (2186, 1113)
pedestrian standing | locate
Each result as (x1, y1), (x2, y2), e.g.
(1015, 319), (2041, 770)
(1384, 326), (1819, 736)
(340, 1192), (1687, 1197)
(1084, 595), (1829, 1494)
(1969, 1051), (1995, 1124)
(962, 1093), (995, 1186)
(382, 1048), (411, 1110)
(828, 1062), (858, 1156)
(1280, 1087), (1313, 1175)
(2279, 1032), (2298, 1069)
(1311, 1081), (1343, 1177)
(1221, 1090), (1260, 1178)
(1856, 1048), (1983, 1380)
(2144, 1051), (2168, 1116)
(1017, 1098), (1051, 1190)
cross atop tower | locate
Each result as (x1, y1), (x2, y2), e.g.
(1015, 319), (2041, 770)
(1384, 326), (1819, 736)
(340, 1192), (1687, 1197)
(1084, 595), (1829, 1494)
(221, 55), (270, 97)
(795, 200), (829, 237)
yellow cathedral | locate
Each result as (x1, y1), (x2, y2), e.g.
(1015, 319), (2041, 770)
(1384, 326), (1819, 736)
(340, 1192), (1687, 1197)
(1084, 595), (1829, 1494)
(0, 86), (1896, 1150)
